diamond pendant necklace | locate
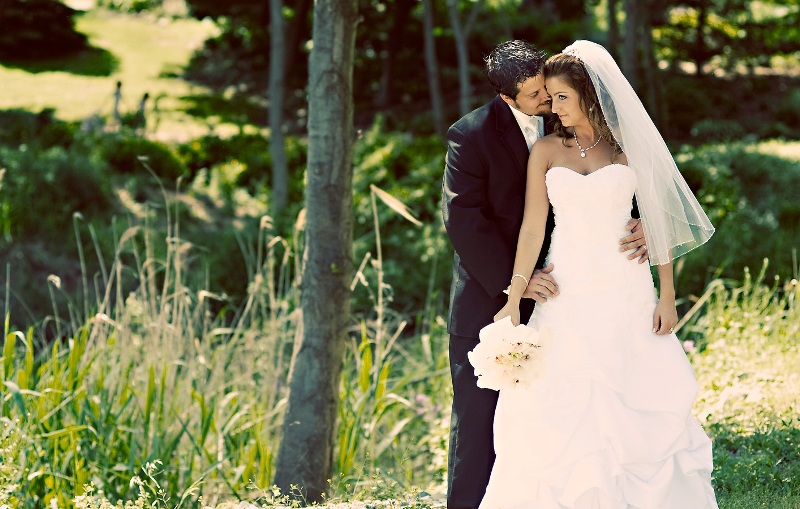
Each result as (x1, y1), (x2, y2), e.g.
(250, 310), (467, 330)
(573, 130), (602, 158)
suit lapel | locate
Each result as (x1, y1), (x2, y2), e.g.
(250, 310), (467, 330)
(492, 96), (529, 179)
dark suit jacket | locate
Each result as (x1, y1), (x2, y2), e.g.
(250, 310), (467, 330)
(442, 96), (555, 338)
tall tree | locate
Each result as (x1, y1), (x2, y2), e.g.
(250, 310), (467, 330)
(607, 0), (619, 59)
(622, 0), (640, 90)
(269, 0), (288, 215)
(375, 0), (415, 109)
(272, 0), (358, 503)
(446, 0), (484, 116)
(422, 0), (446, 137)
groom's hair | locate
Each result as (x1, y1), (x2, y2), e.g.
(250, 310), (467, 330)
(484, 41), (547, 99)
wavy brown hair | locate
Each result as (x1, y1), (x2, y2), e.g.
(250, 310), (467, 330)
(543, 53), (621, 154)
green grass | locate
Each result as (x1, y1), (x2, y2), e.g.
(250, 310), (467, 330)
(680, 264), (800, 508)
(0, 9), (223, 141)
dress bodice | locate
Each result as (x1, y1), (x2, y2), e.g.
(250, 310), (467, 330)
(546, 163), (636, 235)
(544, 164), (646, 293)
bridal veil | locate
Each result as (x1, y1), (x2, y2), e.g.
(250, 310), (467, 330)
(562, 40), (715, 265)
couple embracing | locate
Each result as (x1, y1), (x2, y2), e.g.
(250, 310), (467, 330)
(442, 40), (719, 509)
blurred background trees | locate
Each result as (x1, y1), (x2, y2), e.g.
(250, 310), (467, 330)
(0, 0), (798, 331)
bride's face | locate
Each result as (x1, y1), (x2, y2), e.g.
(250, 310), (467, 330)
(546, 76), (586, 128)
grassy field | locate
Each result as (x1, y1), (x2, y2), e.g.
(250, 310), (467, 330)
(1, 210), (798, 508)
(0, 9), (221, 141)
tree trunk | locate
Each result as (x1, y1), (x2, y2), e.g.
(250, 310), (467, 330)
(623, 0), (639, 91)
(269, 0), (288, 215)
(607, 0), (619, 60)
(375, 0), (414, 109)
(694, 2), (707, 76)
(447, 0), (483, 117)
(422, 0), (445, 137)
(272, 0), (358, 503)
(284, 0), (312, 76)
(640, 4), (662, 128)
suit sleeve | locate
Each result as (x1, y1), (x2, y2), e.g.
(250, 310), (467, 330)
(442, 125), (514, 299)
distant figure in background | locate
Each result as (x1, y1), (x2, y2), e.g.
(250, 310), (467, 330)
(112, 81), (123, 129)
(133, 92), (149, 134)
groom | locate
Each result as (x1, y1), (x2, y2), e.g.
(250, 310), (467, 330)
(441, 40), (648, 509)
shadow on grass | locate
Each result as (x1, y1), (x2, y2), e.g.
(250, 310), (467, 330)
(180, 91), (267, 127)
(0, 44), (119, 76)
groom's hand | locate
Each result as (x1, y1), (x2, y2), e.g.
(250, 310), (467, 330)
(522, 263), (559, 303)
(619, 218), (648, 264)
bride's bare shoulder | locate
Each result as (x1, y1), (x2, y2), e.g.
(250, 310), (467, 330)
(532, 133), (566, 153)
(613, 150), (629, 165)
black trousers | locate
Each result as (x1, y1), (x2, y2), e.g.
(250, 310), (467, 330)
(447, 334), (499, 509)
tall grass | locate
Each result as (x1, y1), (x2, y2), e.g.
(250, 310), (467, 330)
(1, 185), (300, 506)
(1, 181), (799, 507)
(679, 260), (800, 507)
(0, 184), (452, 507)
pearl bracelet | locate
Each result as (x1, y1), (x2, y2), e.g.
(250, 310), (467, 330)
(511, 273), (529, 286)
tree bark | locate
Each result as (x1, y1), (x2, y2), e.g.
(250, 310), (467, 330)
(375, 0), (414, 109)
(269, 0), (288, 215)
(607, 0), (619, 60)
(447, 0), (483, 117)
(284, 0), (312, 77)
(422, 0), (445, 137)
(694, 2), (707, 76)
(623, 0), (639, 91)
(272, 0), (358, 503)
(640, 4), (662, 128)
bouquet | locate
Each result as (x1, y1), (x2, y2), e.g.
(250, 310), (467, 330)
(467, 316), (551, 391)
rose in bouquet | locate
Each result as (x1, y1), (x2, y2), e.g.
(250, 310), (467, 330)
(467, 316), (551, 391)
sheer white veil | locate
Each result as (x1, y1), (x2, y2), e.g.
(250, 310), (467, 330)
(562, 40), (714, 265)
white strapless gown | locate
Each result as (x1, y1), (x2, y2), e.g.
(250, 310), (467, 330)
(479, 164), (718, 509)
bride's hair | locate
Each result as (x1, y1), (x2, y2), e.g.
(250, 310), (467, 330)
(543, 53), (621, 155)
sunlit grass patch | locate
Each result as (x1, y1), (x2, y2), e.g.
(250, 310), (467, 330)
(0, 9), (219, 141)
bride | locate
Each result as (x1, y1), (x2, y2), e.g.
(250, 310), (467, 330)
(479, 41), (719, 508)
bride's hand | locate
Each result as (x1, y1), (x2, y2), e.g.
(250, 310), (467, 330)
(494, 300), (521, 326)
(652, 296), (678, 335)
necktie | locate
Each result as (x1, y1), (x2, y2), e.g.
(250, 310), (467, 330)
(524, 118), (540, 151)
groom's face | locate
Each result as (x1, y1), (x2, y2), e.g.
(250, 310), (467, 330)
(501, 74), (552, 117)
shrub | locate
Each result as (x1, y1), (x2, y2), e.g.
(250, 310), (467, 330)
(0, 109), (78, 149)
(98, 133), (187, 181)
(674, 141), (800, 296)
(0, 0), (88, 60)
(0, 145), (112, 239)
(351, 119), (452, 319)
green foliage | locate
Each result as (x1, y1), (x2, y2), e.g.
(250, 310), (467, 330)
(0, 144), (112, 239)
(351, 119), (451, 317)
(679, 265), (800, 503)
(662, 73), (800, 143)
(96, 0), (163, 13)
(99, 133), (188, 181)
(0, 0), (88, 60)
(0, 212), (294, 507)
(674, 141), (800, 295)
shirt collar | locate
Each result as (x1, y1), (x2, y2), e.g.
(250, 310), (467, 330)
(507, 103), (543, 136)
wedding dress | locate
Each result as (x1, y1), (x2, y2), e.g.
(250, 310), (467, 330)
(479, 164), (719, 509)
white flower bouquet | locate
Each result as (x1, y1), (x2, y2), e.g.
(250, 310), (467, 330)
(467, 316), (551, 391)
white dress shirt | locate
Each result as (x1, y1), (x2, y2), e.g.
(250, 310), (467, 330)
(508, 104), (544, 151)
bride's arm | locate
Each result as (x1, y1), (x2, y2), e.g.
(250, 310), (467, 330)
(494, 141), (551, 326)
(653, 262), (678, 335)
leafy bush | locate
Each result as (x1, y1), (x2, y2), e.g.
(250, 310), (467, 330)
(0, 145), (112, 239)
(99, 133), (187, 181)
(674, 141), (800, 296)
(0, 0), (88, 60)
(662, 73), (800, 143)
(0, 109), (79, 149)
(351, 119), (451, 318)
